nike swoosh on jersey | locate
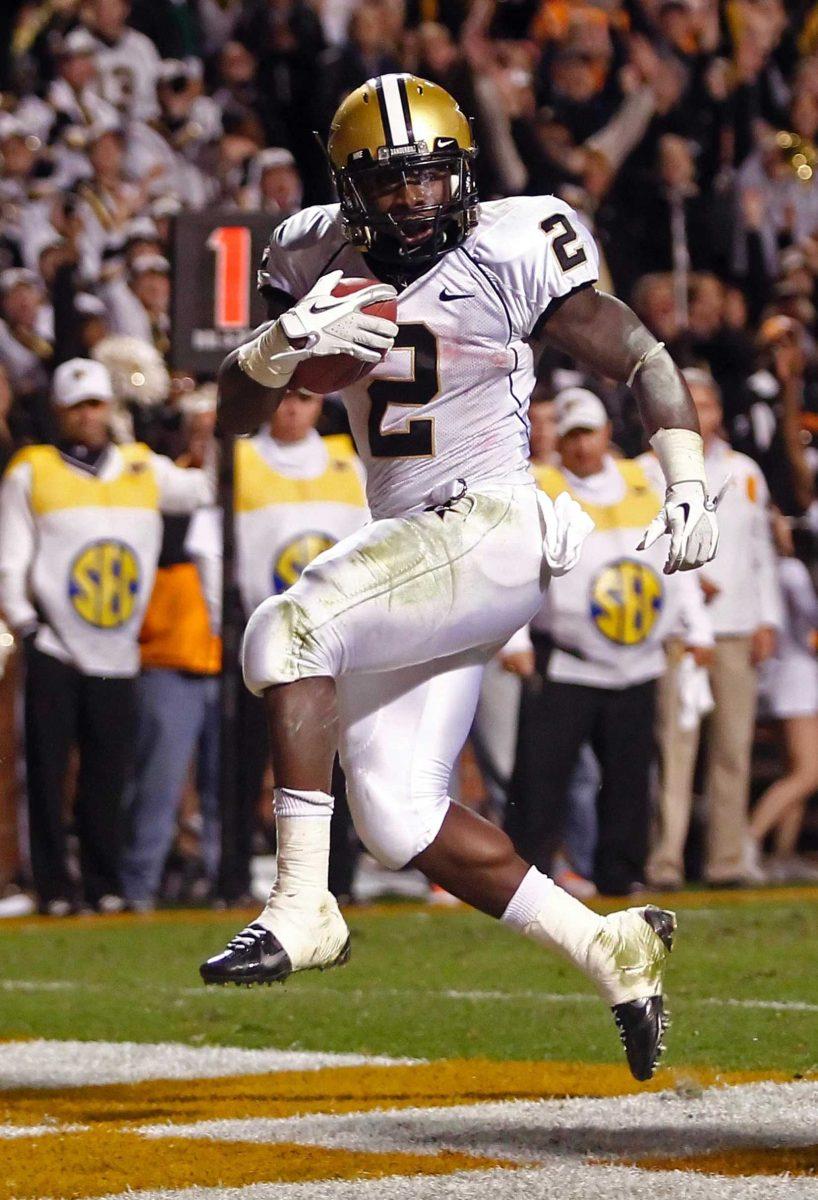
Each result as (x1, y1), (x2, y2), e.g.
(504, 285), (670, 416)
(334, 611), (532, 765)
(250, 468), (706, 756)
(439, 288), (475, 301)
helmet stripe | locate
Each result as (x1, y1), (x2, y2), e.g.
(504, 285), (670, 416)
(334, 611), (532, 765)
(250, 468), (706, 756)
(397, 76), (415, 144)
(377, 74), (411, 146)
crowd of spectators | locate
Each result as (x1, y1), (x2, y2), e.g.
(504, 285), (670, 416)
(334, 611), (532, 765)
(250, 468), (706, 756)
(0, 0), (818, 912)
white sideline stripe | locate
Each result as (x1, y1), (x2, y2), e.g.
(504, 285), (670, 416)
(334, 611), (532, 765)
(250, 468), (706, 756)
(443, 991), (818, 1014)
(4, 978), (818, 1013)
(0, 1041), (416, 1089)
(95, 1164), (818, 1200)
(135, 1080), (818, 1162)
(0, 980), (80, 992)
(702, 997), (818, 1013)
(381, 75), (410, 145)
(0, 1123), (88, 1138)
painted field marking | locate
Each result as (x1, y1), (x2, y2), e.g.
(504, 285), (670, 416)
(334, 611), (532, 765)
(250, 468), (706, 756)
(0, 1129), (512, 1200)
(0, 1041), (416, 1090)
(3, 1049), (817, 1197)
(131, 1078), (818, 1163)
(96, 1161), (818, 1200)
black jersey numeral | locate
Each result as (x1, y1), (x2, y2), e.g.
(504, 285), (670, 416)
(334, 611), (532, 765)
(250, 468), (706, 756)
(367, 323), (438, 458)
(540, 214), (588, 273)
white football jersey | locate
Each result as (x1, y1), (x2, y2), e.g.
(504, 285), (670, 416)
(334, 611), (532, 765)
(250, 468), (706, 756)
(90, 29), (161, 122)
(259, 196), (599, 519)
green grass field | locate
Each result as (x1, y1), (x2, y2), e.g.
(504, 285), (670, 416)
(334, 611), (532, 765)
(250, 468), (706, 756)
(2, 893), (817, 1073)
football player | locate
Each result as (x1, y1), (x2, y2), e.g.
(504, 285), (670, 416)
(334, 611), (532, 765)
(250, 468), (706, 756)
(200, 74), (719, 1081)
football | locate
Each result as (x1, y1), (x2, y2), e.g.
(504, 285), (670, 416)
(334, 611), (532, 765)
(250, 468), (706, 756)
(290, 278), (398, 394)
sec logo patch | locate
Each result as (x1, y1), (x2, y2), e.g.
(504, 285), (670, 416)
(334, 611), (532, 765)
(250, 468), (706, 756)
(68, 540), (140, 629)
(272, 533), (336, 594)
(590, 558), (663, 646)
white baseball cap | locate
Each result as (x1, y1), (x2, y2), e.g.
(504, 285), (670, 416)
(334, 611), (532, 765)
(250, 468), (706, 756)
(555, 387), (609, 437)
(58, 28), (97, 57)
(53, 358), (114, 407)
(129, 253), (170, 277)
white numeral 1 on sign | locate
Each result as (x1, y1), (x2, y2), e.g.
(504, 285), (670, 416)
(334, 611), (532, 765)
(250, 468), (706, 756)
(207, 226), (251, 329)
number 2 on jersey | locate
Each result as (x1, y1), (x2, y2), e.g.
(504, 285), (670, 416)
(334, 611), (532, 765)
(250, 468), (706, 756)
(367, 324), (438, 458)
(540, 214), (587, 273)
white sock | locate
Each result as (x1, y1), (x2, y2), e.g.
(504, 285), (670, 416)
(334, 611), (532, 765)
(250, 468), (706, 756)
(256, 788), (348, 966)
(502, 866), (604, 970)
(259, 788), (333, 920)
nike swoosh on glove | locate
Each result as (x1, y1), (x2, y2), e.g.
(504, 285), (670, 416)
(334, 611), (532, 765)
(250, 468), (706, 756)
(279, 269), (399, 365)
(541, 491), (596, 576)
(638, 480), (720, 574)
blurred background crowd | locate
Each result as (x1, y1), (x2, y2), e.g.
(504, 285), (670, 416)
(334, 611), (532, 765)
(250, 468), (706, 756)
(1, 0), (818, 916)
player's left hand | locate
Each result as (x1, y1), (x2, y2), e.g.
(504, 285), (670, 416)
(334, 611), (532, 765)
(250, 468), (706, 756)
(638, 480), (720, 574)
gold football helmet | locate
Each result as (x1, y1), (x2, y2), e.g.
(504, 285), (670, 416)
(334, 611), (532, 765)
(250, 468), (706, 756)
(326, 74), (478, 280)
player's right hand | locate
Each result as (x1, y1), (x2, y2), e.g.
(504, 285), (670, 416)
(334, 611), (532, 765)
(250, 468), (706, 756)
(638, 480), (720, 574)
(279, 270), (399, 365)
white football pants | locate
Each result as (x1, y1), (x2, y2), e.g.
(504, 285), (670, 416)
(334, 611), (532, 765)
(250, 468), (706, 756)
(242, 482), (550, 868)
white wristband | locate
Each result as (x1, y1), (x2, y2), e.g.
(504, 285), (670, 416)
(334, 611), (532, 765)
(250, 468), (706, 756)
(237, 320), (297, 389)
(649, 428), (707, 487)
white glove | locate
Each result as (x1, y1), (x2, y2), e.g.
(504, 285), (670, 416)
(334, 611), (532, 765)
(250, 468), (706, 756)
(541, 490), (595, 576)
(238, 269), (398, 389)
(638, 480), (720, 573)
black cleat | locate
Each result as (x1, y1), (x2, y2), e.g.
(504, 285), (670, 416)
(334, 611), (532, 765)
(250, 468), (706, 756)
(200, 922), (294, 986)
(612, 995), (669, 1081)
(610, 906), (676, 1081)
(200, 921), (351, 986)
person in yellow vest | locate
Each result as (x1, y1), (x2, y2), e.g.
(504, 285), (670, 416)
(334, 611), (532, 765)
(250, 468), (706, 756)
(185, 385), (368, 902)
(120, 390), (223, 912)
(507, 388), (712, 895)
(0, 358), (212, 915)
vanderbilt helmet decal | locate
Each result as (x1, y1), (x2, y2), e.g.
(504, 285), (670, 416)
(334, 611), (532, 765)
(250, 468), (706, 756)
(589, 558), (663, 646)
(374, 74), (416, 148)
(272, 532), (336, 595)
(68, 540), (141, 629)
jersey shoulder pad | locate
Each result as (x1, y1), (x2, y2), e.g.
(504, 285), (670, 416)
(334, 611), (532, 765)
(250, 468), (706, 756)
(468, 196), (598, 336)
(470, 195), (590, 264)
(259, 205), (345, 300)
(269, 204), (343, 253)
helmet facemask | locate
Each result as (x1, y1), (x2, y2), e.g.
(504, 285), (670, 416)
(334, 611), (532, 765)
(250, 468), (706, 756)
(334, 148), (478, 277)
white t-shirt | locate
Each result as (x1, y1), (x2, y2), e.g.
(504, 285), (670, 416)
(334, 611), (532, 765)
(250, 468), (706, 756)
(258, 196), (600, 519)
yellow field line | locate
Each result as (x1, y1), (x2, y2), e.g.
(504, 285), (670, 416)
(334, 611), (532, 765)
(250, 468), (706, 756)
(0, 1129), (514, 1200)
(0, 1060), (794, 1129)
(626, 1143), (818, 1177)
